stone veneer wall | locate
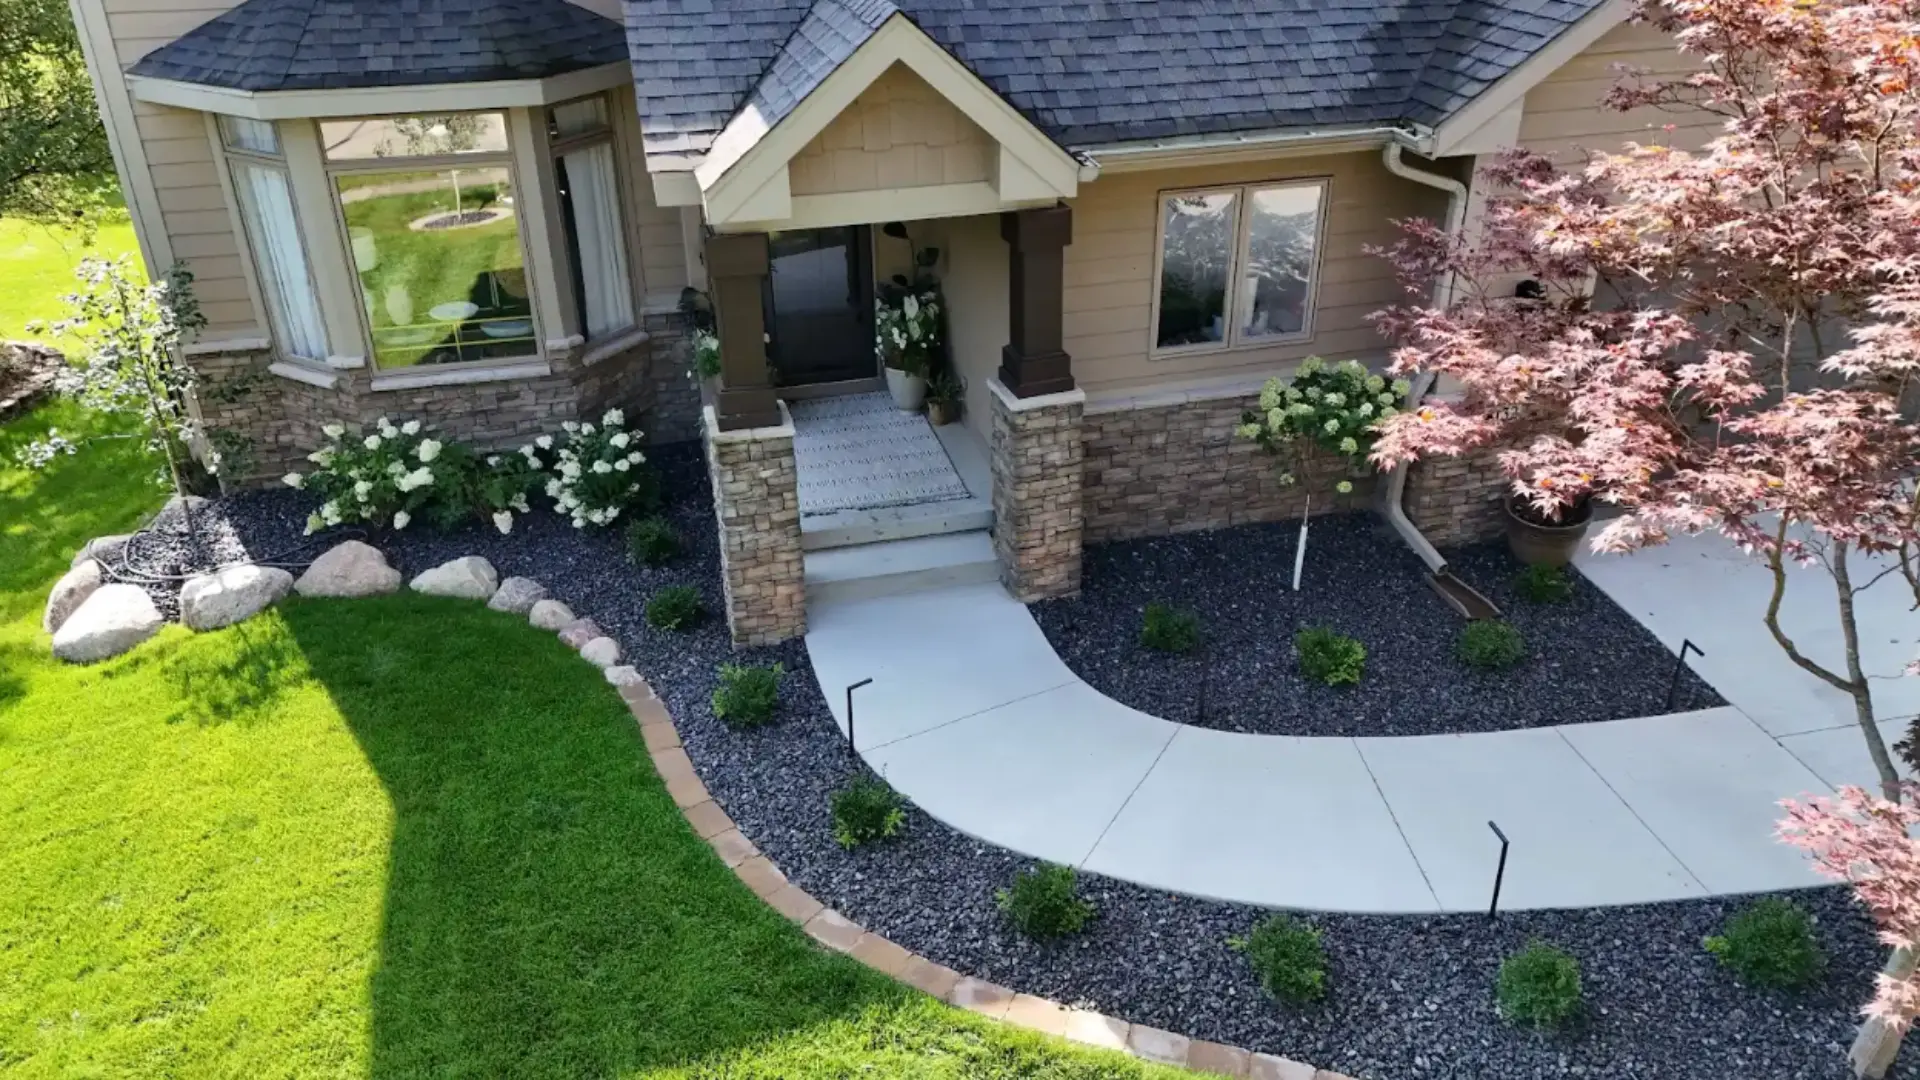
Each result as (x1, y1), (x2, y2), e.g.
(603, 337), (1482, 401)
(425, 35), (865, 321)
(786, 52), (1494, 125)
(1081, 388), (1375, 544)
(642, 313), (703, 445)
(703, 403), (805, 646)
(1404, 447), (1508, 548)
(988, 378), (1085, 602)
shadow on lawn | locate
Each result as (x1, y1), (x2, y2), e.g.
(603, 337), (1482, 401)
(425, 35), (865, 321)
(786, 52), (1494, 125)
(275, 595), (890, 1078)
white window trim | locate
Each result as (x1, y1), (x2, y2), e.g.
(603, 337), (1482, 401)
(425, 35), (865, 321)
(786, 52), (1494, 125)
(1147, 177), (1331, 361)
(318, 109), (549, 374)
(206, 114), (331, 366)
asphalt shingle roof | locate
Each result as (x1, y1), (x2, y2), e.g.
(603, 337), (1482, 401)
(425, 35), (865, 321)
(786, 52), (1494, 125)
(128, 0), (629, 93)
(624, 0), (1609, 168)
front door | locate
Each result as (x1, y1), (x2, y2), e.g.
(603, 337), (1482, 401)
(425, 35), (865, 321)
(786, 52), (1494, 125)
(765, 226), (875, 388)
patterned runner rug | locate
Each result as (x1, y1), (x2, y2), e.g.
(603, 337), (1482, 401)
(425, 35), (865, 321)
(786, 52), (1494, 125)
(789, 392), (971, 515)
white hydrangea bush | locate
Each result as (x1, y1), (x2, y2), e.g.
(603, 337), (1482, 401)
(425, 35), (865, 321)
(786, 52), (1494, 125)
(283, 418), (467, 533)
(1235, 357), (1410, 493)
(544, 409), (651, 528)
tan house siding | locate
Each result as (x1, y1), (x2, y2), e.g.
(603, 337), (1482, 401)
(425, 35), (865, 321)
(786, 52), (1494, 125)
(938, 214), (1010, 443)
(1061, 151), (1449, 397)
(1518, 21), (1717, 164)
(133, 102), (255, 334)
(787, 63), (996, 197)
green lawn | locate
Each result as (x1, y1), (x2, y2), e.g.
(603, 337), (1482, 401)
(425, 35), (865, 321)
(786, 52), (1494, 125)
(0, 402), (1184, 1078)
(0, 216), (142, 346)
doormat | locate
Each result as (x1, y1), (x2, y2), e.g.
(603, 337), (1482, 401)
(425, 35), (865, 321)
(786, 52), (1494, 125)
(789, 392), (971, 515)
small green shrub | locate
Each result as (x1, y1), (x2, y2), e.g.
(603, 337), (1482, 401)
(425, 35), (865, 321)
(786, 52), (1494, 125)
(1497, 941), (1583, 1030)
(1231, 915), (1328, 1004)
(627, 516), (681, 566)
(831, 776), (907, 849)
(1140, 603), (1201, 654)
(1704, 898), (1825, 990)
(1457, 620), (1527, 671)
(646, 585), (704, 630)
(1513, 564), (1573, 604)
(711, 662), (783, 728)
(995, 864), (1094, 940)
(1295, 627), (1366, 686)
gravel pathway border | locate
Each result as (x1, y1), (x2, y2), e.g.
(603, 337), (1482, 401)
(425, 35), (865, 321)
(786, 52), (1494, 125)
(167, 451), (1905, 1080)
(1031, 515), (1724, 737)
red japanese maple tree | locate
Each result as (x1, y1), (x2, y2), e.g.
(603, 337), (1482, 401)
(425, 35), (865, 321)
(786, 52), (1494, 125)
(1369, 0), (1920, 796)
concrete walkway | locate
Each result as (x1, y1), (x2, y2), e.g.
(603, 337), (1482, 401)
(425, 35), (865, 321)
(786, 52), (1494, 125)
(805, 537), (1919, 914)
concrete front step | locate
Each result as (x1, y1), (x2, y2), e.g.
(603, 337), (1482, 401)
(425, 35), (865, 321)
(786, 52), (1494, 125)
(800, 495), (993, 551)
(803, 530), (999, 605)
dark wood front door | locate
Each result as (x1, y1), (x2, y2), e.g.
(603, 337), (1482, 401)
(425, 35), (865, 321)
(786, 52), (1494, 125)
(764, 225), (875, 387)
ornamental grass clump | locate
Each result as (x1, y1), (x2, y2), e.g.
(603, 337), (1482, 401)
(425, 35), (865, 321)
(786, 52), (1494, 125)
(1231, 915), (1328, 1005)
(1704, 897), (1825, 990)
(645, 586), (703, 631)
(712, 662), (783, 728)
(627, 516), (680, 566)
(830, 776), (907, 850)
(996, 864), (1093, 940)
(1295, 627), (1365, 686)
(1457, 620), (1528, 671)
(1514, 564), (1574, 604)
(1139, 602), (1201, 654)
(1496, 941), (1583, 1031)
(285, 417), (470, 533)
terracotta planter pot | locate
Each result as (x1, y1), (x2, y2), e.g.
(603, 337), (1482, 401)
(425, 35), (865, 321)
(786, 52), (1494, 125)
(1504, 494), (1593, 568)
(927, 399), (960, 426)
(884, 368), (927, 412)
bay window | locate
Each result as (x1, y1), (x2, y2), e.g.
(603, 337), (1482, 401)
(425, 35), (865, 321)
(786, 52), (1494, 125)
(548, 96), (635, 341)
(1152, 180), (1327, 355)
(220, 116), (327, 362)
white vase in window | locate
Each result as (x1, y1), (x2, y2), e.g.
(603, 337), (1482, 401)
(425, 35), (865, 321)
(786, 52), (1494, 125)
(385, 285), (413, 327)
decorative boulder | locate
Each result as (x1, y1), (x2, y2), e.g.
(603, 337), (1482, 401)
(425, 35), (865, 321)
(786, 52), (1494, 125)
(528, 599), (575, 631)
(44, 559), (104, 634)
(558, 617), (604, 650)
(180, 565), (294, 631)
(580, 637), (621, 668)
(294, 540), (402, 598)
(410, 556), (499, 601)
(604, 664), (645, 688)
(52, 583), (164, 664)
(487, 576), (547, 615)
(71, 533), (132, 571)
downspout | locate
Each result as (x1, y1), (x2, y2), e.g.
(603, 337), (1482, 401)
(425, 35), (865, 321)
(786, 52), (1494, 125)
(1378, 143), (1501, 618)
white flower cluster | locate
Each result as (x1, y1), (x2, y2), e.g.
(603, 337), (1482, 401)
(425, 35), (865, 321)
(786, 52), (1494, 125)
(545, 408), (648, 528)
(284, 415), (458, 534)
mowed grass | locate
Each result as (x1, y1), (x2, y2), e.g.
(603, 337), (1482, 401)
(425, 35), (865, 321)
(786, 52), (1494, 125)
(0, 216), (142, 346)
(0, 402), (1187, 1078)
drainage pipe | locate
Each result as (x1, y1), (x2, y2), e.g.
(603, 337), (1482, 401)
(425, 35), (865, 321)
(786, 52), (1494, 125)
(1378, 142), (1468, 576)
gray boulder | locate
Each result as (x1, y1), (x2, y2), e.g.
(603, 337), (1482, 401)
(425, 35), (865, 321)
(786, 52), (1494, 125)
(604, 665), (645, 688)
(44, 559), (104, 634)
(487, 576), (547, 615)
(528, 599), (575, 631)
(558, 617), (604, 649)
(71, 533), (132, 570)
(180, 565), (294, 631)
(294, 540), (401, 598)
(410, 556), (499, 601)
(52, 583), (164, 664)
(579, 636), (622, 668)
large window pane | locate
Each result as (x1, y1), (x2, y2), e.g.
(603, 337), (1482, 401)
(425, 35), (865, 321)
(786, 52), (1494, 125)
(1156, 191), (1237, 349)
(232, 163), (324, 360)
(220, 116), (279, 155)
(1239, 184), (1323, 341)
(320, 114), (509, 161)
(556, 143), (633, 339)
(336, 167), (534, 368)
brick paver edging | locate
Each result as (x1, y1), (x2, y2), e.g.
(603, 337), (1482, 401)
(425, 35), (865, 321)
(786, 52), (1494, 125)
(619, 677), (1357, 1080)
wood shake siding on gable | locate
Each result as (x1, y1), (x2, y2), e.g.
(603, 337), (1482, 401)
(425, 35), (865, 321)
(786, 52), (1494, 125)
(786, 63), (996, 197)
(1518, 21), (1717, 164)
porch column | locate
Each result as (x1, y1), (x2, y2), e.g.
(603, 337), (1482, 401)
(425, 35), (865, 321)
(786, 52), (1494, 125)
(707, 232), (781, 431)
(998, 205), (1075, 397)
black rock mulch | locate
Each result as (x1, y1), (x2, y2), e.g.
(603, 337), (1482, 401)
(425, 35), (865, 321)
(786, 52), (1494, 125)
(156, 452), (1902, 1080)
(1032, 515), (1725, 737)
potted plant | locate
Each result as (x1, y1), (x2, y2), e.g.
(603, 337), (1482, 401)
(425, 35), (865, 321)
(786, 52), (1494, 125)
(1505, 490), (1593, 568)
(926, 370), (965, 426)
(875, 292), (938, 412)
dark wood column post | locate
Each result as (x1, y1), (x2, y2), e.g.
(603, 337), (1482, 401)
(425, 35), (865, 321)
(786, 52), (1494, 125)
(999, 205), (1075, 397)
(707, 232), (781, 431)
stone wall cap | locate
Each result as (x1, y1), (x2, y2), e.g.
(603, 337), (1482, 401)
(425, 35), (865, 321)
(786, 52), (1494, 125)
(703, 400), (795, 443)
(370, 358), (553, 393)
(182, 336), (270, 357)
(988, 377), (1086, 413)
(267, 361), (339, 390)
(578, 326), (651, 368)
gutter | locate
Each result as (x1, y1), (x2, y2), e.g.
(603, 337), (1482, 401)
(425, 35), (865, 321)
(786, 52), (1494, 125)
(1080, 124), (1410, 174)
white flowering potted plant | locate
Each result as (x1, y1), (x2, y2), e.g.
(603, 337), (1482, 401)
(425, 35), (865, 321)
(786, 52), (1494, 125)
(1236, 357), (1411, 587)
(283, 417), (467, 534)
(875, 292), (939, 412)
(544, 408), (652, 528)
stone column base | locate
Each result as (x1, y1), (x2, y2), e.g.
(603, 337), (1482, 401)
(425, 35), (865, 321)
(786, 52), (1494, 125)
(704, 402), (805, 646)
(1404, 448), (1508, 548)
(988, 377), (1085, 602)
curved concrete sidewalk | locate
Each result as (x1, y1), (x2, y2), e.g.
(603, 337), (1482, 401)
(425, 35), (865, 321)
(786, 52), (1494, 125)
(805, 547), (1915, 913)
